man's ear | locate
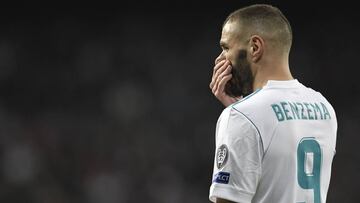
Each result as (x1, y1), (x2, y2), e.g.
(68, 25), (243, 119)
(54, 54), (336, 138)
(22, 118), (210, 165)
(249, 35), (264, 62)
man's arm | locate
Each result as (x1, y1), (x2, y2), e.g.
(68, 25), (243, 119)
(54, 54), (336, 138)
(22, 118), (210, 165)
(216, 198), (236, 203)
(209, 108), (262, 203)
(209, 57), (241, 107)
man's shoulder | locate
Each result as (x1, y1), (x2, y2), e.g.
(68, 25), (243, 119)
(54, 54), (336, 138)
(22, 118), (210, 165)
(217, 89), (265, 128)
(230, 82), (331, 114)
(229, 83), (336, 124)
(230, 88), (271, 115)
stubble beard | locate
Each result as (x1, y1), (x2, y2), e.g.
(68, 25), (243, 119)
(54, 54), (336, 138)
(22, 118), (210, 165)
(224, 49), (254, 98)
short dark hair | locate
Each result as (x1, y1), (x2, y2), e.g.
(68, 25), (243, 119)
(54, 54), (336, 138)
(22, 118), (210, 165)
(224, 4), (293, 53)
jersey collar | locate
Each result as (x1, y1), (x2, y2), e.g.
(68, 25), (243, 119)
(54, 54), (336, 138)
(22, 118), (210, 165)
(264, 79), (300, 88)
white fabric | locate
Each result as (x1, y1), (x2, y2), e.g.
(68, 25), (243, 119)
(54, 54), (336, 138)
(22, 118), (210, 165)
(209, 79), (337, 203)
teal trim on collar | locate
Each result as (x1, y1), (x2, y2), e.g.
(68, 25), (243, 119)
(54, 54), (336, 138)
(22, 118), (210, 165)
(230, 88), (262, 108)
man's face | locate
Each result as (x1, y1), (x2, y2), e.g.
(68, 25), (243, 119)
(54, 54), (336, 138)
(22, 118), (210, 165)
(218, 21), (254, 97)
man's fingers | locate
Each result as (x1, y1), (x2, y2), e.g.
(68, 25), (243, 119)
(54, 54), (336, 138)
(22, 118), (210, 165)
(215, 65), (232, 86)
(210, 58), (239, 107)
(212, 61), (229, 82)
(213, 74), (232, 97)
(213, 60), (226, 74)
(217, 74), (232, 93)
(210, 60), (228, 89)
(215, 56), (223, 65)
(212, 66), (232, 95)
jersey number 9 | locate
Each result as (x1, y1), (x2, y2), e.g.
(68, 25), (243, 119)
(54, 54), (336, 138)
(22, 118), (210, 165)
(297, 137), (322, 203)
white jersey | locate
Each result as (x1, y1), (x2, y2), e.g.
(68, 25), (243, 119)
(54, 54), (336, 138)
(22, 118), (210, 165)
(209, 79), (337, 203)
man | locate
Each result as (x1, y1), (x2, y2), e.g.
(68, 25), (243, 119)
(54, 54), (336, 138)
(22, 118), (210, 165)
(209, 4), (337, 203)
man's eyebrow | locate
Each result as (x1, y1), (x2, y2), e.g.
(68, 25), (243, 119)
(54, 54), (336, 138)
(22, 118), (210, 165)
(219, 41), (227, 47)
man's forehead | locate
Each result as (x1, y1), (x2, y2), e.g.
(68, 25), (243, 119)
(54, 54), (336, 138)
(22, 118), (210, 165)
(221, 21), (242, 43)
(222, 21), (240, 34)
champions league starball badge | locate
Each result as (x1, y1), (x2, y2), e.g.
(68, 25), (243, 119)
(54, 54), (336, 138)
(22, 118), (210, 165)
(216, 144), (229, 169)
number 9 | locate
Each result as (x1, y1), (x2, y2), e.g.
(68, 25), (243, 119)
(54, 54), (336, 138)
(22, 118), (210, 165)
(297, 137), (322, 203)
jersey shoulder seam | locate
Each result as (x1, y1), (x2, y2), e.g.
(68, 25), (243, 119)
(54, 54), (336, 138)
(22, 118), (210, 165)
(230, 107), (264, 159)
(230, 107), (261, 139)
(230, 88), (263, 108)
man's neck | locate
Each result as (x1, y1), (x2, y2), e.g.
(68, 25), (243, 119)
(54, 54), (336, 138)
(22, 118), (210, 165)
(252, 62), (293, 90)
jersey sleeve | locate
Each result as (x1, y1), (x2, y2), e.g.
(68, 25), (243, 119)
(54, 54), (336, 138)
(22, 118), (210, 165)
(209, 107), (264, 203)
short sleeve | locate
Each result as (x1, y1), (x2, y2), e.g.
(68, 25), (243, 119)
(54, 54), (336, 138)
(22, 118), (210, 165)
(209, 108), (264, 203)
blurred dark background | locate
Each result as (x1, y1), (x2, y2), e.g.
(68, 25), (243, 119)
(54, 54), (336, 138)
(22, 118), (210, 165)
(0, 1), (358, 202)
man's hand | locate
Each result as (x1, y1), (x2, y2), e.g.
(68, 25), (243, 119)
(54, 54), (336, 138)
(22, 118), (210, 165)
(210, 58), (242, 107)
(216, 198), (236, 203)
